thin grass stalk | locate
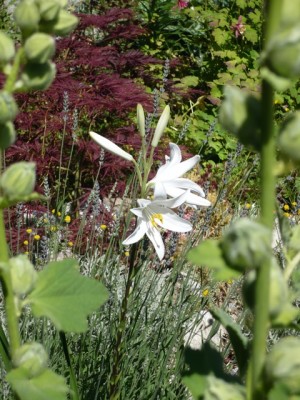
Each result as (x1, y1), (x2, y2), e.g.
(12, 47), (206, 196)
(108, 242), (138, 400)
(59, 331), (80, 400)
(248, 1), (282, 398)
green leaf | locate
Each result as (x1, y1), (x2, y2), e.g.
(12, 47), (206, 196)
(182, 373), (207, 399)
(188, 239), (241, 280)
(210, 308), (249, 376)
(181, 75), (199, 87)
(7, 367), (68, 400)
(28, 259), (109, 333)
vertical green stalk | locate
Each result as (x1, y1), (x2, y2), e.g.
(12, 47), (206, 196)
(248, 1), (282, 398)
(0, 210), (21, 357)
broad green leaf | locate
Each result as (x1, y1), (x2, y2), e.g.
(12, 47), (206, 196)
(210, 308), (249, 376)
(182, 373), (207, 399)
(271, 303), (300, 327)
(28, 259), (109, 333)
(188, 239), (241, 280)
(268, 382), (290, 400)
(181, 75), (199, 87)
(7, 367), (67, 400)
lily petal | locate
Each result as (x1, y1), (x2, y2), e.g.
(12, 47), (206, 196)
(122, 219), (147, 245)
(90, 131), (134, 162)
(152, 208), (192, 232)
(165, 186), (211, 207)
(165, 178), (205, 197)
(145, 224), (165, 260)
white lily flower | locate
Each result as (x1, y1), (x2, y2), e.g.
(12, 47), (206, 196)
(147, 143), (211, 207)
(123, 192), (192, 260)
(90, 131), (134, 162)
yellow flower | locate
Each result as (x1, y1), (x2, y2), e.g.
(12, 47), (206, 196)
(227, 279), (233, 284)
(202, 289), (209, 297)
(283, 204), (289, 211)
(100, 224), (107, 230)
(64, 215), (71, 223)
(43, 218), (48, 223)
(284, 212), (290, 218)
(51, 209), (55, 214)
(50, 226), (57, 232)
(24, 251), (29, 255)
(292, 202), (297, 207)
(26, 228), (32, 234)
(67, 241), (73, 247)
(245, 203), (251, 210)
(23, 240), (29, 246)
(124, 251), (130, 257)
(57, 211), (61, 217)
(34, 234), (41, 241)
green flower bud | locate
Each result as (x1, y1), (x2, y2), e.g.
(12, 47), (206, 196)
(0, 121), (16, 150)
(243, 260), (288, 318)
(0, 32), (15, 64)
(219, 86), (261, 151)
(0, 161), (36, 200)
(24, 33), (55, 64)
(220, 218), (271, 271)
(21, 61), (56, 90)
(36, 0), (61, 21)
(14, 0), (40, 37)
(264, 337), (300, 395)
(39, 7), (78, 36)
(10, 255), (37, 296)
(278, 111), (300, 163)
(204, 376), (246, 400)
(267, 26), (300, 79)
(13, 342), (48, 377)
(137, 104), (145, 137)
(0, 92), (18, 124)
(151, 105), (170, 147)
(279, 0), (300, 29)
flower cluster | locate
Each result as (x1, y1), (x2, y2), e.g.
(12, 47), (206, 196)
(90, 104), (210, 260)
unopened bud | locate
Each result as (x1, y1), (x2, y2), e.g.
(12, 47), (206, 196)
(21, 61), (56, 90)
(14, 0), (40, 37)
(264, 336), (300, 395)
(0, 122), (16, 150)
(137, 104), (145, 137)
(0, 32), (15, 64)
(220, 218), (271, 271)
(24, 33), (55, 64)
(278, 111), (300, 163)
(151, 105), (170, 147)
(267, 25), (300, 79)
(0, 161), (36, 200)
(36, 0), (61, 21)
(219, 86), (261, 150)
(13, 342), (48, 377)
(10, 255), (37, 296)
(0, 92), (18, 124)
(52, 9), (78, 37)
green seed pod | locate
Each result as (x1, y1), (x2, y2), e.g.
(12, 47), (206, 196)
(14, 0), (40, 37)
(10, 255), (37, 296)
(219, 86), (261, 151)
(264, 336), (300, 395)
(220, 218), (271, 271)
(0, 161), (36, 200)
(21, 61), (56, 90)
(0, 92), (18, 124)
(268, 26), (300, 79)
(36, 0), (61, 21)
(24, 33), (55, 64)
(13, 342), (48, 377)
(0, 32), (15, 64)
(0, 121), (16, 150)
(278, 111), (300, 163)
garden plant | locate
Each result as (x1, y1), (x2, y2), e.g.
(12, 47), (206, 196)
(0, 0), (300, 400)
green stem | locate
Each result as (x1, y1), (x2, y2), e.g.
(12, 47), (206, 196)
(0, 210), (21, 357)
(3, 48), (24, 93)
(248, 1), (282, 398)
(59, 331), (80, 400)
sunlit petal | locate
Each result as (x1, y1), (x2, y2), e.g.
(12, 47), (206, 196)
(122, 219), (147, 245)
(146, 224), (165, 260)
(90, 131), (134, 162)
